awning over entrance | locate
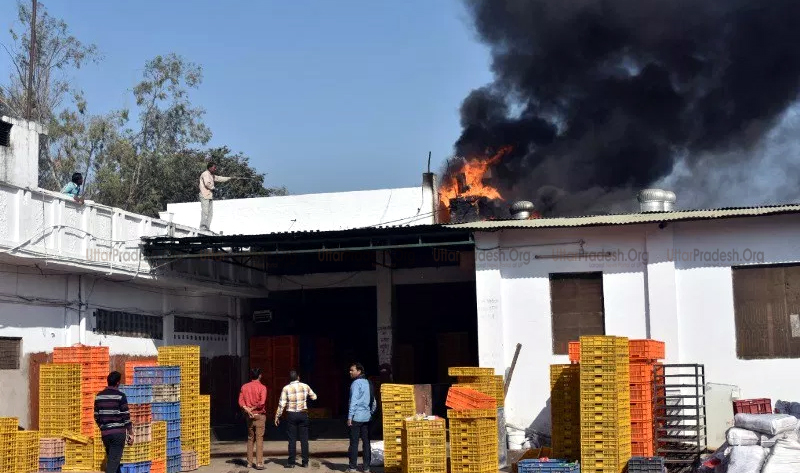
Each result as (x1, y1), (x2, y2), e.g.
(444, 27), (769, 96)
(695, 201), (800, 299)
(140, 224), (475, 275)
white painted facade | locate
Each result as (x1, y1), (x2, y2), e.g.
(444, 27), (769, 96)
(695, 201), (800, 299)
(0, 116), (44, 189)
(474, 213), (800, 437)
(165, 178), (437, 235)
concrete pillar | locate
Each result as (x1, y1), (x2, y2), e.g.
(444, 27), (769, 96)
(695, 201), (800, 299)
(474, 232), (505, 372)
(376, 250), (394, 367)
(644, 224), (681, 362)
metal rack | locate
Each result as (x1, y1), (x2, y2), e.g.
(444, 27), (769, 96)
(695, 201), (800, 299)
(653, 364), (707, 472)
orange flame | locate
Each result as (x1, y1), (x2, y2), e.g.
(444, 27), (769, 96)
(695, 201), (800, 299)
(438, 146), (512, 209)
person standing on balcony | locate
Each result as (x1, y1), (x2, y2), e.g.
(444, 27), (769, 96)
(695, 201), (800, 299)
(275, 371), (318, 468)
(94, 371), (133, 473)
(347, 363), (376, 473)
(198, 162), (234, 231)
(61, 172), (85, 205)
(239, 368), (268, 470)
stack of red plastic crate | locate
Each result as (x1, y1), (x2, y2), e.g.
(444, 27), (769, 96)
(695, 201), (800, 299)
(53, 345), (110, 437)
(628, 339), (665, 457)
(249, 336), (300, 417)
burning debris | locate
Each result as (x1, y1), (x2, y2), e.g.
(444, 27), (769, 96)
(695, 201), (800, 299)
(439, 0), (800, 219)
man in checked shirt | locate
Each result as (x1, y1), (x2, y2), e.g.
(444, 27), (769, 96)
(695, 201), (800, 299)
(275, 370), (318, 468)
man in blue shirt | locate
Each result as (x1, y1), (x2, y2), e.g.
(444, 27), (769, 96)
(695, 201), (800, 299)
(347, 363), (376, 473)
(61, 172), (84, 204)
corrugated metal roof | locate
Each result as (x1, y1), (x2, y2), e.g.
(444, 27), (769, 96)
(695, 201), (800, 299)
(444, 203), (800, 230)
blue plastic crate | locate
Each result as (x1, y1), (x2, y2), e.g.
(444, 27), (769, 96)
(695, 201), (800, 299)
(167, 454), (182, 473)
(119, 384), (153, 404)
(628, 457), (665, 473)
(152, 402), (180, 421)
(39, 456), (65, 471)
(120, 461), (151, 473)
(518, 459), (580, 473)
(167, 438), (181, 457)
(166, 419), (181, 439)
(134, 366), (181, 385)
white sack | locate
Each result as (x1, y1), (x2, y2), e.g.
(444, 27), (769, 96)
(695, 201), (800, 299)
(726, 445), (767, 473)
(726, 427), (764, 446)
(734, 414), (799, 436)
(370, 440), (384, 467)
(761, 436), (800, 473)
(763, 430), (799, 449)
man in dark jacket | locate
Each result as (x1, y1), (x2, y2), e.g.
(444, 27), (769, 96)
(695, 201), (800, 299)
(94, 371), (133, 473)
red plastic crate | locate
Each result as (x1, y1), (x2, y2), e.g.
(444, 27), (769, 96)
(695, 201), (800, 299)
(446, 386), (497, 410)
(568, 342), (580, 363)
(629, 340), (665, 361)
(733, 398), (772, 415)
(629, 362), (658, 384)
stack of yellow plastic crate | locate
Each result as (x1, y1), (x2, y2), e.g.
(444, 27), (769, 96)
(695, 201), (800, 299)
(157, 345), (203, 459)
(92, 425), (105, 471)
(381, 384), (416, 473)
(197, 395), (211, 466)
(579, 336), (632, 473)
(14, 430), (39, 473)
(53, 345), (110, 437)
(39, 363), (82, 435)
(401, 416), (446, 473)
(150, 421), (168, 473)
(0, 417), (17, 473)
(550, 364), (580, 461)
(63, 431), (94, 472)
(447, 408), (498, 473)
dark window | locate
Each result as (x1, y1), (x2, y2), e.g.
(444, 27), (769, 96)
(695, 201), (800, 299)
(732, 264), (800, 359)
(94, 309), (163, 340)
(0, 337), (21, 369)
(174, 316), (228, 335)
(0, 122), (11, 147)
(550, 272), (606, 355)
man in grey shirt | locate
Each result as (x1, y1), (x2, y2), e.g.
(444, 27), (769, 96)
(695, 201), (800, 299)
(198, 161), (234, 231)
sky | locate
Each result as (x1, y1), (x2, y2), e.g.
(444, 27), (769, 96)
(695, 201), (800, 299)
(0, 0), (494, 195)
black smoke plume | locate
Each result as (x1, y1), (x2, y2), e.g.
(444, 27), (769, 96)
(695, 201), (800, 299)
(447, 0), (800, 216)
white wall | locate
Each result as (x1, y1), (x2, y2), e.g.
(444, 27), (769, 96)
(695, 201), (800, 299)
(476, 213), (800, 437)
(166, 183), (435, 235)
(0, 116), (44, 189)
(475, 226), (648, 434)
(0, 262), (242, 426)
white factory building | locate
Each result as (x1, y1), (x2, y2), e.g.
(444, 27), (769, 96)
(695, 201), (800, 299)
(1, 114), (800, 450)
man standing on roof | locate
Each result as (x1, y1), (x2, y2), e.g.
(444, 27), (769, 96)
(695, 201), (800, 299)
(275, 370), (318, 468)
(199, 162), (235, 231)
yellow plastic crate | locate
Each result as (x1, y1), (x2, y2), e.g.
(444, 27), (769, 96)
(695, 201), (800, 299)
(40, 364), (82, 436)
(446, 409), (497, 419)
(151, 421), (167, 461)
(448, 367), (495, 377)
(14, 430), (39, 473)
(120, 441), (150, 463)
(64, 437), (94, 472)
(0, 433), (17, 473)
(92, 426), (105, 471)
(0, 419), (17, 435)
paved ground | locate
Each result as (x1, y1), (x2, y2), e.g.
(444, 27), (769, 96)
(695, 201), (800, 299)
(203, 440), (376, 473)
(200, 456), (375, 473)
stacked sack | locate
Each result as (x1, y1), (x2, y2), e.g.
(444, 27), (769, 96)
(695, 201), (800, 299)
(712, 413), (800, 473)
